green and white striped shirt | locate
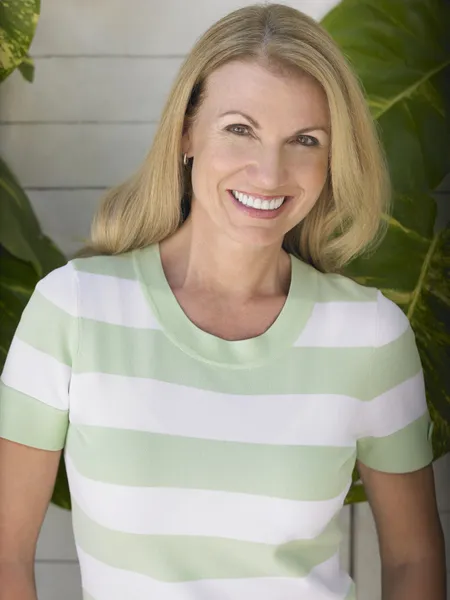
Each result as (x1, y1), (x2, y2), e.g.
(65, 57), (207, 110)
(0, 243), (433, 600)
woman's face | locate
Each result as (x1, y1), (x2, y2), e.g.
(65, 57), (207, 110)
(183, 60), (331, 248)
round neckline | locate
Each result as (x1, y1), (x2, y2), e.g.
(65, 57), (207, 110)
(133, 243), (317, 369)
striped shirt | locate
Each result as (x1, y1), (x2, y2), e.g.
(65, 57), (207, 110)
(0, 243), (433, 600)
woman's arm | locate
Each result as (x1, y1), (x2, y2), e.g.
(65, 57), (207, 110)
(0, 439), (61, 600)
(358, 460), (447, 600)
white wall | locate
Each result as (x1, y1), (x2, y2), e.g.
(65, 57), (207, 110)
(0, 1), (449, 598)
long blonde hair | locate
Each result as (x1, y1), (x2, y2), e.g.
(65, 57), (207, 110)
(85, 3), (390, 272)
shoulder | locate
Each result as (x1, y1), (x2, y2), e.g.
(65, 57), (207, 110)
(35, 251), (137, 316)
(34, 261), (78, 316)
(70, 250), (137, 281)
(312, 266), (377, 304)
(303, 261), (411, 346)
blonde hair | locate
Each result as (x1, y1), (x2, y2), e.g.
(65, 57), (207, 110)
(84, 3), (390, 272)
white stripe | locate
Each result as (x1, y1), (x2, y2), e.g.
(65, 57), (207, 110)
(294, 302), (377, 347)
(66, 454), (348, 543)
(1, 337), (70, 410)
(69, 373), (360, 446)
(78, 547), (353, 600)
(76, 271), (161, 328)
(37, 262), (78, 316)
(359, 372), (428, 438)
(375, 291), (410, 346)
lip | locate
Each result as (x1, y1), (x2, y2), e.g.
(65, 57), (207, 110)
(227, 190), (290, 219)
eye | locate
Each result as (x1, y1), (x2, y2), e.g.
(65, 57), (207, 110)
(226, 124), (251, 136)
(294, 134), (319, 147)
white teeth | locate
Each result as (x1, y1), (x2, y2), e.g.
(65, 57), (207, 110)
(231, 190), (285, 210)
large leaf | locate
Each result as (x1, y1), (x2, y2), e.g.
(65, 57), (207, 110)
(0, 248), (35, 359)
(322, 0), (450, 481)
(0, 0), (40, 82)
(415, 226), (450, 459)
(0, 246), (36, 300)
(0, 157), (65, 277)
(0, 283), (28, 365)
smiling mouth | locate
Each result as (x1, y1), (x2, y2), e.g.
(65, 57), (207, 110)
(230, 190), (287, 211)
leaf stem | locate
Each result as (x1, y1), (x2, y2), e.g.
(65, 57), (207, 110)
(407, 234), (439, 321)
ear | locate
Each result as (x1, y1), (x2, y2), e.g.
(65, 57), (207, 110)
(181, 124), (193, 157)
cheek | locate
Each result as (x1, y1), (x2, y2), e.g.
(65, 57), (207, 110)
(191, 142), (242, 196)
(292, 151), (329, 187)
(206, 141), (250, 176)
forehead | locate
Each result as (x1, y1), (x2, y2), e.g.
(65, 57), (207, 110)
(201, 60), (329, 125)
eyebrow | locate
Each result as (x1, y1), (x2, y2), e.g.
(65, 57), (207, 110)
(219, 110), (330, 136)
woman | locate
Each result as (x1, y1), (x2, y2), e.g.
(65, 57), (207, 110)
(0, 4), (446, 600)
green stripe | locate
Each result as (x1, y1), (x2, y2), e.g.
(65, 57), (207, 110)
(66, 425), (355, 501)
(72, 499), (343, 581)
(0, 382), (68, 450)
(77, 320), (372, 395)
(72, 254), (137, 279)
(371, 327), (422, 397)
(17, 291), (77, 366)
(75, 319), (419, 399)
(357, 412), (433, 472)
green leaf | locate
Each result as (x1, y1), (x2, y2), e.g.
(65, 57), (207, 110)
(18, 52), (34, 82)
(0, 246), (37, 294)
(322, 0), (450, 503)
(0, 157), (66, 276)
(322, 0), (450, 237)
(344, 484), (367, 505)
(51, 456), (72, 510)
(0, 248), (36, 362)
(0, 257), (34, 362)
(0, 285), (24, 357)
(0, 0), (40, 82)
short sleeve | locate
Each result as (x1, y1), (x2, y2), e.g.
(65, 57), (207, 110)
(0, 262), (78, 451)
(356, 291), (434, 473)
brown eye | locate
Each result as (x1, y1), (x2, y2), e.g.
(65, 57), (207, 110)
(295, 135), (319, 146)
(227, 124), (251, 136)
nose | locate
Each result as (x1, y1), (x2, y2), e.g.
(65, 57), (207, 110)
(247, 146), (288, 191)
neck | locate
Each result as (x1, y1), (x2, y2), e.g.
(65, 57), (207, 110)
(159, 218), (291, 302)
